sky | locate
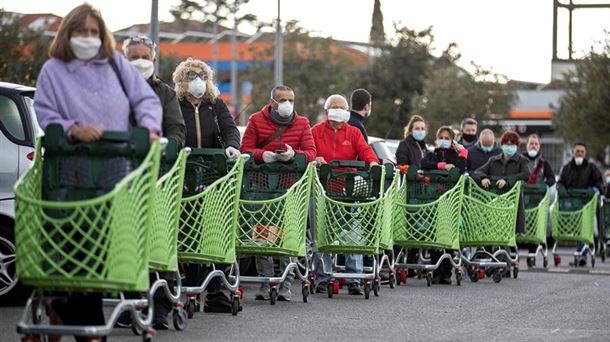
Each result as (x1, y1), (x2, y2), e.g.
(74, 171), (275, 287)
(3, 0), (610, 84)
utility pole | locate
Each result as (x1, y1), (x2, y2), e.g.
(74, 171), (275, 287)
(212, 0), (219, 72)
(274, 0), (283, 86)
(230, 2), (239, 123)
(149, 0), (159, 73)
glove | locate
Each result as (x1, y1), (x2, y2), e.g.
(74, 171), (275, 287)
(593, 187), (600, 194)
(225, 146), (241, 160)
(262, 151), (277, 163)
(277, 144), (295, 162)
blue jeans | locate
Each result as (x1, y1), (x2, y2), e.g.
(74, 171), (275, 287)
(576, 242), (589, 256)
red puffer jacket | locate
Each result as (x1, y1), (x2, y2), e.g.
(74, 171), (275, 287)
(241, 104), (316, 163)
(311, 120), (378, 164)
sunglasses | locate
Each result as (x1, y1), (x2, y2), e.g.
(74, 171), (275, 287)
(187, 70), (208, 81)
(127, 36), (155, 50)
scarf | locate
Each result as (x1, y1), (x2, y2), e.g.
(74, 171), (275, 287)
(269, 107), (295, 126)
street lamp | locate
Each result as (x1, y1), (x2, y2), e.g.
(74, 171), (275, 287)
(274, 0), (283, 86)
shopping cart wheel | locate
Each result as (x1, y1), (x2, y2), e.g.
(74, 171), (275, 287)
(388, 274), (396, 288)
(142, 328), (156, 342)
(172, 308), (187, 330)
(543, 257), (548, 268)
(364, 284), (371, 300)
(455, 271), (462, 286)
(327, 282), (333, 298)
(554, 255), (561, 266)
(526, 257), (535, 268)
(425, 273), (432, 287)
(468, 268), (479, 283)
(591, 256), (596, 268)
(492, 271), (502, 283)
(270, 288), (277, 305)
(601, 253), (606, 263)
(373, 280), (379, 297)
(231, 297), (240, 315)
(186, 299), (196, 319)
(398, 270), (407, 285)
(302, 286), (309, 303)
(513, 267), (519, 279)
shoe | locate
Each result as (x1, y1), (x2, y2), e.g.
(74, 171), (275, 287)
(152, 318), (169, 330)
(439, 277), (452, 285)
(347, 284), (364, 295)
(255, 283), (270, 300)
(278, 287), (291, 301)
(203, 292), (232, 313)
(114, 311), (132, 328)
(315, 282), (328, 294)
(579, 259), (586, 267)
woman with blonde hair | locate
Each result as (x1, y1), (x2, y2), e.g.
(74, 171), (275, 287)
(172, 58), (240, 158)
(395, 114), (428, 168)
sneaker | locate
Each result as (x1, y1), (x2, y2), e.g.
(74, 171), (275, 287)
(153, 317), (169, 330)
(278, 287), (291, 301)
(203, 292), (232, 313)
(347, 283), (364, 295)
(152, 302), (170, 330)
(114, 311), (132, 328)
(255, 283), (270, 300)
(579, 259), (586, 267)
(315, 282), (328, 294)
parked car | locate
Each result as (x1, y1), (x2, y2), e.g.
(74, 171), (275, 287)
(0, 81), (41, 305)
(369, 136), (396, 164)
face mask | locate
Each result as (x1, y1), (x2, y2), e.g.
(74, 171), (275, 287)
(327, 108), (350, 122)
(436, 139), (452, 149)
(130, 58), (154, 79)
(70, 36), (101, 60)
(574, 157), (584, 166)
(365, 109), (372, 118)
(188, 78), (206, 98)
(502, 144), (517, 157)
(527, 149), (538, 158)
(461, 133), (476, 142)
(412, 130), (426, 141)
(481, 145), (493, 152)
(276, 100), (294, 117)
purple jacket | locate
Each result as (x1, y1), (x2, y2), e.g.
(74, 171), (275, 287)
(34, 51), (162, 134)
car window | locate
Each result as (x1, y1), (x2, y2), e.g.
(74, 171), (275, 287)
(23, 95), (43, 138)
(0, 95), (25, 141)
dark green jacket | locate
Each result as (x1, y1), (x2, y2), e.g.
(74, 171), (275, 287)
(148, 77), (186, 148)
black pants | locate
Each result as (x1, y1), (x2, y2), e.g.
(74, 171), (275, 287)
(182, 264), (227, 293)
(430, 250), (453, 279)
(51, 293), (105, 342)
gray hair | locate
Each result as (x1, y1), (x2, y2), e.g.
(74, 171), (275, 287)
(270, 85), (294, 100)
(122, 35), (156, 60)
(479, 128), (495, 138)
(323, 94), (348, 110)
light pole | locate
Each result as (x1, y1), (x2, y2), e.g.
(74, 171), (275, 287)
(149, 0), (159, 73)
(274, 0), (283, 86)
(230, 2), (239, 123)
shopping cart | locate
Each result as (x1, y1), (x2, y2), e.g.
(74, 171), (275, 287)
(378, 164), (399, 288)
(551, 187), (598, 267)
(178, 148), (245, 317)
(15, 124), (160, 341)
(235, 153), (314, 304)
(460, 176), (521, 283)
(600, 196), (610, 262)
(392, 167), (465, 286)
(517, 183), (551, 268)
(313, 161), (386, 299)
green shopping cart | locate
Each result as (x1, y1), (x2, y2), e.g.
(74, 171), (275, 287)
(460, 176), (521, 283)
(15, 124), (160, 341)
(517, 183), (551, 268)
(600, 196), (610, 262)
(177, 148), (245, 317)
(392, 167), (465, 287)
(551, 187), (598, 267)
(313, 161), (386, 299)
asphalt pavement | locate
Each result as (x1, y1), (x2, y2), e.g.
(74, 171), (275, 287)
(2, 251), (610, 342)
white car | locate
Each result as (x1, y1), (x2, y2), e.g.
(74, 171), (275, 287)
(369, 136), (396, 164)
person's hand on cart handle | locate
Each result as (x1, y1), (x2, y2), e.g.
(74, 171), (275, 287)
(370, 161), (379, 167)
(277, 144), (295, 162)
(481, 178), (491, 188)
(315, 156), (327, 166)
(263, 151), (278, 163)
(69, 124), (102, 142)
(149, 131), (160, 142)
(496, 179), (507, 189)
(225, 146), (241, 161)
(444, 163), (455, 171)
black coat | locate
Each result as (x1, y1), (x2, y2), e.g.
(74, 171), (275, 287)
(467, 142), (502, 172)
(348, 111), (368, 143)
(180, 98), (240, 149)
(149, 78), (186, 148)
(475, 153), (530, 181)
(395, 135), (427, 168)
(558, 158), (603, 190)
(421, 147), (467, 174)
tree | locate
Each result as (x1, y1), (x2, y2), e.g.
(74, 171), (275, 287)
(411, 61), (516, 137)
(555, 40), (610, 162)
(0, 9), (48, 86)
(369, 0), (385, 46)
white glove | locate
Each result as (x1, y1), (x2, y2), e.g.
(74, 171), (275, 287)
(262, 151), (277, 163)
(277, 144), (295, 162)
(225, 146), (241, 160)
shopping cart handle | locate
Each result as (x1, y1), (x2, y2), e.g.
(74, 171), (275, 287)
(328, 160), (367, 169)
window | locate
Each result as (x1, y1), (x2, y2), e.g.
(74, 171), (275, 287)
(0, 95), (25, 141)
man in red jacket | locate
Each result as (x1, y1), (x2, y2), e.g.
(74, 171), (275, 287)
(311, 94), (378, 295)
(241, 85), (316, 301)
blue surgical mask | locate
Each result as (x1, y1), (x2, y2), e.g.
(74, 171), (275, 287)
(481, 145), (493, 152)
(412, 130), (426, 141)
(436, 139), (452, 149)
(502, 144), (517, 157)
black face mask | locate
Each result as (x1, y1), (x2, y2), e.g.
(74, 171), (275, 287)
(462, 133), (476, 142)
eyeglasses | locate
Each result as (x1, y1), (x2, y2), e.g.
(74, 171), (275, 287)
(127, 36), (155, 50)
(187, 70), (208, 81)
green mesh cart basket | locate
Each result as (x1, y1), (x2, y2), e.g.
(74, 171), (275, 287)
(391, 168), (465, 286)
(551, 187), (598, 267)
(600, 197), (610, 262)
(14, 124), (159, 293)
(313, 161), (386, 299)
(460, 176), (520, 283)
(149, 139), (188, 272)
(378, 165), (399, 288)
(517, 184), (550, 268)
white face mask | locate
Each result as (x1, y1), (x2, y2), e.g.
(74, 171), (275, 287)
(574, 157), (584, 166)
(130, 58), (154, 79)
(70, 36), (101, 60)
(188, 78), (206, 98)
(327, 108), (350, 122)
(527, 149), (538, 158)
(276, 100), (294, 117)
